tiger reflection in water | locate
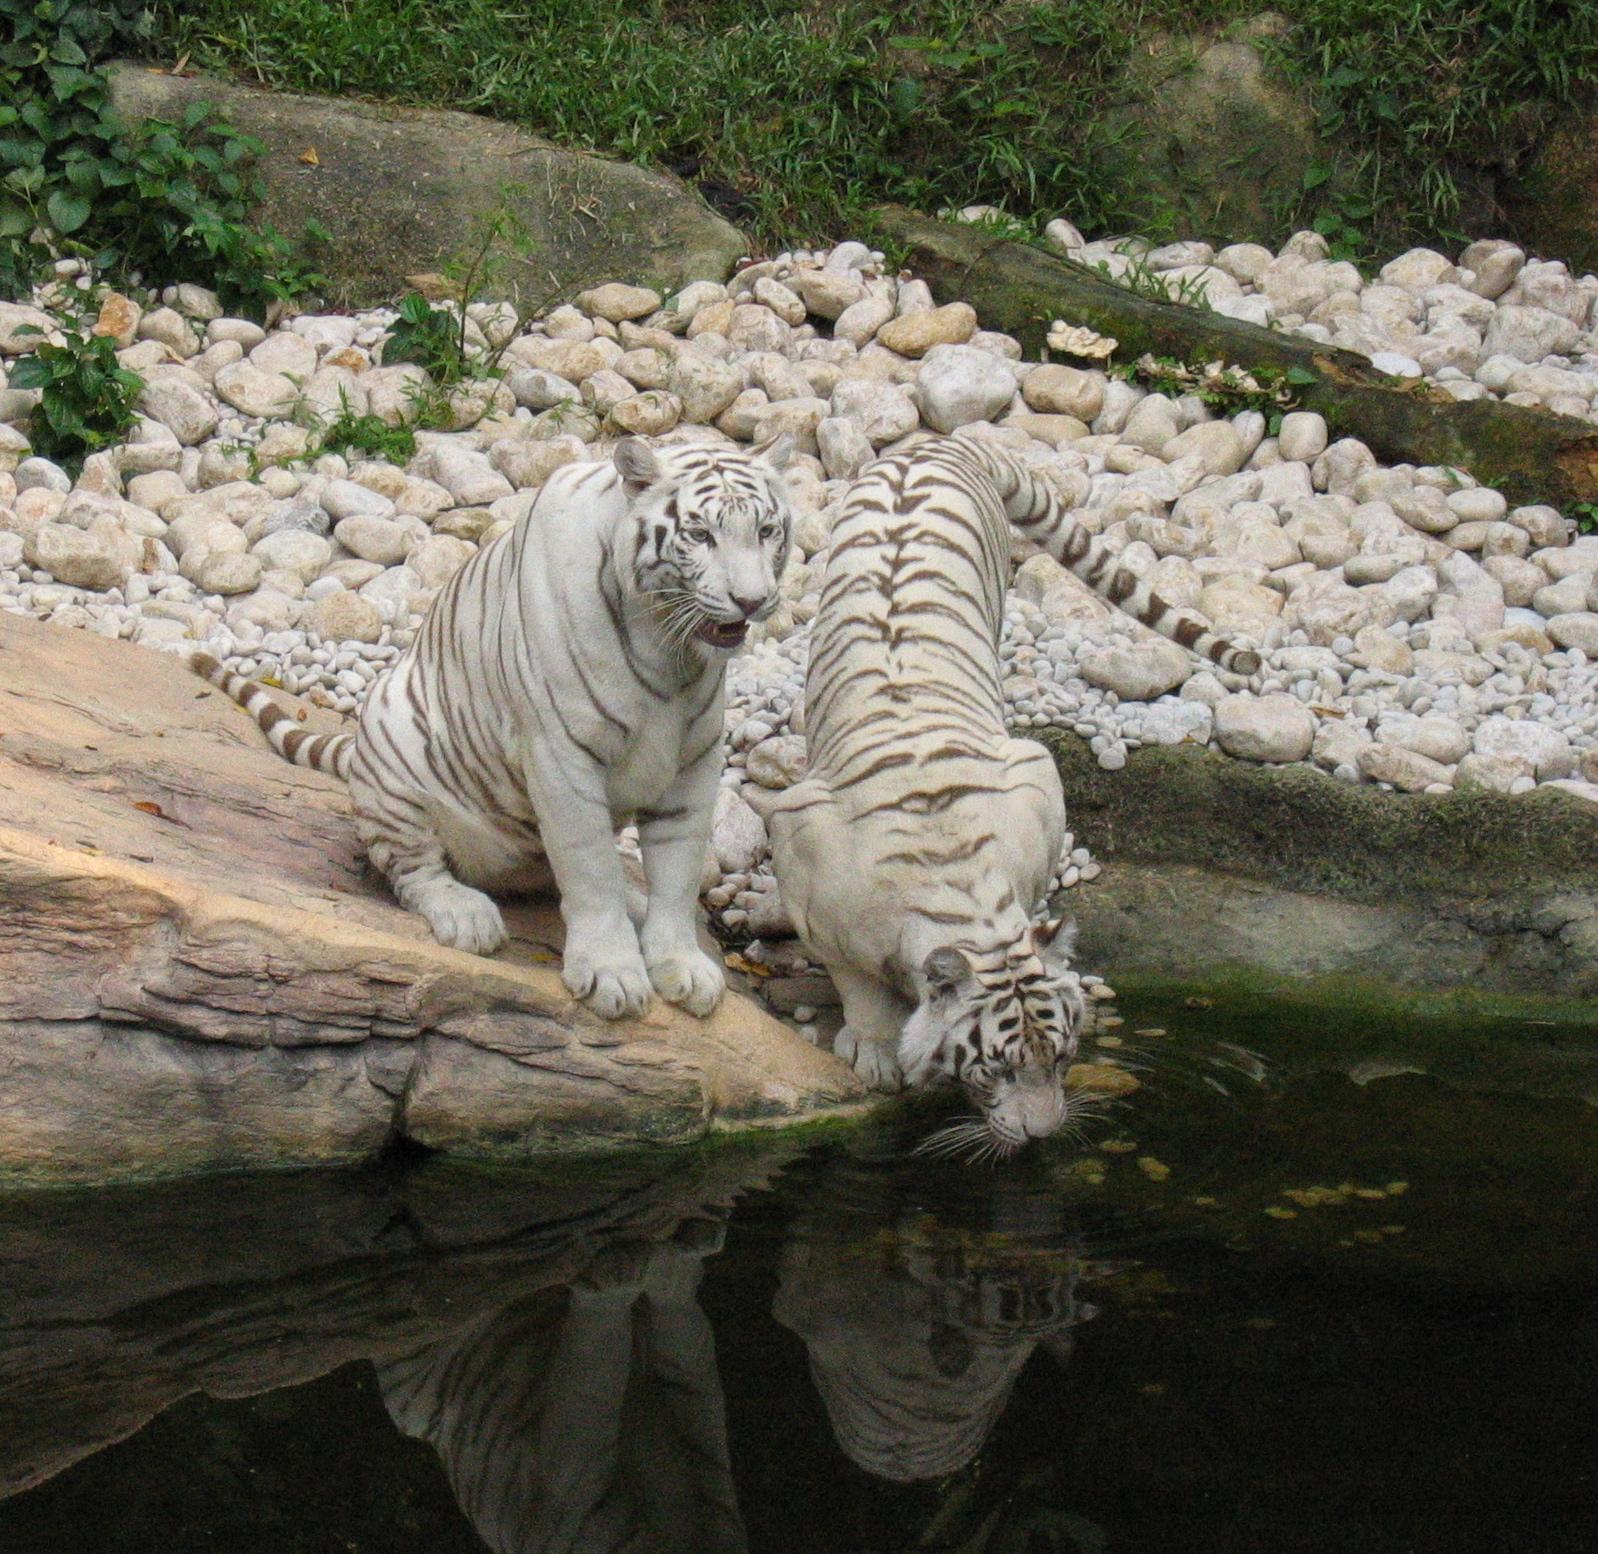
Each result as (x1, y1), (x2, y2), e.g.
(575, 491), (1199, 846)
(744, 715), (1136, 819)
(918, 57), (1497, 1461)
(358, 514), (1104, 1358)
(373, 1172), (1094, 1550)
(377, 1217), (744, 1554)
(772, 1190), (1095, 1483)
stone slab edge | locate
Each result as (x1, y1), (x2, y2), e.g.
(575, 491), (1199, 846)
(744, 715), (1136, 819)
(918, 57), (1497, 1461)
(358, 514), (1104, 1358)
(0, 826), (867, 1187)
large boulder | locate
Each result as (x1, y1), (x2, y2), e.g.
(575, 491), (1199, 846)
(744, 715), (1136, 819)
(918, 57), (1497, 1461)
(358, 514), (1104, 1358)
(1088, 19), (1335, 243)
(0, 613), (860, 1185)
(106, 63), (747, 307)
(1502, 98), (1598, 279)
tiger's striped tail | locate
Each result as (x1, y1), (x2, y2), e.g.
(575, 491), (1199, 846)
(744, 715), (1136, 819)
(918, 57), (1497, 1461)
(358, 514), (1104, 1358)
(190, 651), (354, 779)
(964, 439), (1263, 677)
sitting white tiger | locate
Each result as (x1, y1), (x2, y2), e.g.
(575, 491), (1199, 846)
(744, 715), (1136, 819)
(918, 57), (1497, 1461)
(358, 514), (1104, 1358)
(766, 434), (1259, 1148)
(193, 434), (795, 1021)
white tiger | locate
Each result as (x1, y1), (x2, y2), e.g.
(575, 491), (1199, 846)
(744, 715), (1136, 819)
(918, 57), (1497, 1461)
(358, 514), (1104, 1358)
(765, 434), (1260, 1147)
(193, 435), (795, 1021)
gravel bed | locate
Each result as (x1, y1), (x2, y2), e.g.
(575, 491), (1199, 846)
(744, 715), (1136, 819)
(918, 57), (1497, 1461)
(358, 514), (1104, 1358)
(2, 225), (1595, 950)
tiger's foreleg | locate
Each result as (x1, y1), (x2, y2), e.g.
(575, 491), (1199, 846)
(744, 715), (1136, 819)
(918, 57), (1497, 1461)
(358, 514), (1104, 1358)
(830, 968), (910, 1091)
(635, 742), (725, 1019)
(522, 749), (652, 1021)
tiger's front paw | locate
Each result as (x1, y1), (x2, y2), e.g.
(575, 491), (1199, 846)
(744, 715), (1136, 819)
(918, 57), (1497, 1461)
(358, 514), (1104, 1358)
(646, 946), (725, 1018)
(562, 938), (652, 1021)
(417, 881), (507, 956)
(834, 1026), (904, 1091)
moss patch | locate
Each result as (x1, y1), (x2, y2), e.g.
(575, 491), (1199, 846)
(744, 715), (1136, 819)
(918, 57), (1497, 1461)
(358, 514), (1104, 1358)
(1042, 731), (1597, 903)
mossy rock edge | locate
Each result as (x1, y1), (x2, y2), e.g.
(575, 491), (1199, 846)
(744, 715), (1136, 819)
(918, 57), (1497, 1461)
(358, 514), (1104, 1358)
(1043, 733), (1598, 1011)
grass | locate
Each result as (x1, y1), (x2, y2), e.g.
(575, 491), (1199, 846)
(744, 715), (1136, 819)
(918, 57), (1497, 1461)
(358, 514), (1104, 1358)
(152, 1), (1598, 259)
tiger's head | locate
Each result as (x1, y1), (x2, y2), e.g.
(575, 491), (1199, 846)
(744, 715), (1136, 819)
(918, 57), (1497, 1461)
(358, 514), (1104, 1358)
(616, 435), (795, 655)
(899, 919), (1087, 1154)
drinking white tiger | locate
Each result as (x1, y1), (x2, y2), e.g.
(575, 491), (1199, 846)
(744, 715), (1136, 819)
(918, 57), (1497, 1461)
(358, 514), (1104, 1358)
(193, 435), (795, 1021)
(765, 434), (1259, 1149)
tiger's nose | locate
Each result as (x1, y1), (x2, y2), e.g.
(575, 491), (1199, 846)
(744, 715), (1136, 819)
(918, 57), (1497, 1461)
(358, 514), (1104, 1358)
(732, 593), (766, 618)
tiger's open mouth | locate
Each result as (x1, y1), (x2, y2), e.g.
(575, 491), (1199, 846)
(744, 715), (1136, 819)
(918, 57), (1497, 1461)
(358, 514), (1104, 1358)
(695, 619), (750, 649)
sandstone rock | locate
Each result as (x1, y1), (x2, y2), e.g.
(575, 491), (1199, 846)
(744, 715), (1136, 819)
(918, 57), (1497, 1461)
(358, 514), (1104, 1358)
(1080, 640), (1193, 702)
(335, 514), (415, 565)
(1357, 743), (1454, 793)
(408, 534), (476, 590)
(876, 302), (978, 357)
(183, 548), (263, 595)
(0, 612), (858, 1182)
(832, 295), (894, 349)
(0, 303), (61, 355)
(577, 283), (662, 322)
(610, 390), (682, 436)
(711, 786), (768, 874)
(1547, 611), (1598, 654)
(666, 353), (744, 424)
(916, 345), (1017, 434)
(830, 378), (919, 446)
(1213, 693), (1315, 763)
(214, 360), (298, 419)
(817, 417), (873, 481)
(1472, 716), (1574, 779)
(1162, 420), (1246, 477)
(252, 529), (333, 584)
(1276, 411), (1328, 463)
(745, 735), (809, 790)
(1455, 750), (1535, 793)
(23, 523), (138, 590)
(1021, 364), (1105, 421)
(303, 590), (383, 644)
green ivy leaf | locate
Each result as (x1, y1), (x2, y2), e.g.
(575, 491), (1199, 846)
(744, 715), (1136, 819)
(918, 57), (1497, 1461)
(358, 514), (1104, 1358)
(46, 186), (91, 233)
(8, 357), (51, 390)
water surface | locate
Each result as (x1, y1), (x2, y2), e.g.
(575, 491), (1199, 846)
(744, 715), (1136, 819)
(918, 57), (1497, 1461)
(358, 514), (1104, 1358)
(2, 1008), (1593, 1553)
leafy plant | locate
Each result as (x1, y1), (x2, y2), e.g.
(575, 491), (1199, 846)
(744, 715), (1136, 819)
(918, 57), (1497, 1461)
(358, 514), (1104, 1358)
(313, 388), (417, 464)
(382, 291), (473, 385)
(1, 0), (324, 313)
(9, 318), (144, 470)
(1570, 502), (1598, 539)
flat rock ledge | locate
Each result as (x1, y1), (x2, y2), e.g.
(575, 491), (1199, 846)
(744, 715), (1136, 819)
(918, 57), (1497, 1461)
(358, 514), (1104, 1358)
(0, 613), (862, 1186)
(107, 62), (747, 307)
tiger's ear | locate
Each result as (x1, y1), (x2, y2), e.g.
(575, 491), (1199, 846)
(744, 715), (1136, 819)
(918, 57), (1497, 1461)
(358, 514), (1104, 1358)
(752, 431), (795, 471)
(614, 438), (662, 496)
(922, 946), (973, 997)
(1033, 916), (1078, 975)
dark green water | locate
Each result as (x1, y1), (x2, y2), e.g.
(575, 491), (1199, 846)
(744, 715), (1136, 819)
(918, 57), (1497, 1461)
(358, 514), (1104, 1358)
(1, 1011), (1594, 1554)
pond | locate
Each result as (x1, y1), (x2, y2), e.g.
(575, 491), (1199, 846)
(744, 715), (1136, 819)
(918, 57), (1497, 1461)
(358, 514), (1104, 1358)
(1, 1004), (1593, 1554)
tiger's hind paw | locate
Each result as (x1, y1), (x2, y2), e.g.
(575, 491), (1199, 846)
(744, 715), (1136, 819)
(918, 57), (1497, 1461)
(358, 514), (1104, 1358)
(417, 882), (507, 956)
(647, 946), (725, 1019)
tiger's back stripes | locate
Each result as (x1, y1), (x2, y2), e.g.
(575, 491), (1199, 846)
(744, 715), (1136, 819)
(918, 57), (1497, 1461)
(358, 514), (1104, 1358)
(767, 433), (1259, 1146)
